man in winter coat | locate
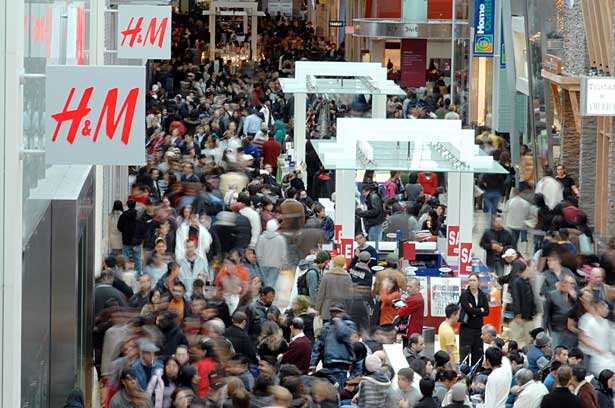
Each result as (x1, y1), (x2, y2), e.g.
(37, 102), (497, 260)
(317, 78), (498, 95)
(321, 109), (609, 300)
(348, 251), (374, 335)
(117, 199), (146, 274)
(479, 216), (514, 275)
(310, 303), (357, 390)
(316, 255), (353, 320)
(255, 219), (287, 287)
(156, 311), (188, 359)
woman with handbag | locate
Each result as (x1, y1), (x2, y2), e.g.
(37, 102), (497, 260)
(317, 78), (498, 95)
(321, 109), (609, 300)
(459, 273), (490, 367)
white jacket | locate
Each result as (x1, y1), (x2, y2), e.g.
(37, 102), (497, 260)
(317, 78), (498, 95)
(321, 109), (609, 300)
(535, 176), (563, 210)
(239, 206), (261, 247)
(513, 381), (548, 408)
(175, 222), (212, 262)
(485, 365), (512, 408)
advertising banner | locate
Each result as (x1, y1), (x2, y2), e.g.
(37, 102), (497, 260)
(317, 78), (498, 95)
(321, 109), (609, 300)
(473, 0), (494, 57)
(400, 39), (427, 87)
(580, 77), (615, 116)
(117, 5), (172, 59)
(447, 225), (460, 257)
(459, 242), (473, 274)
(430, 277), (461, 316)
(45, 65), (145, 165)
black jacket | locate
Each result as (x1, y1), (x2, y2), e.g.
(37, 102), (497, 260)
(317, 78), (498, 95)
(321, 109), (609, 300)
(246, 299), (281, 342)
(512, 276), (536, 320)
(479, 227), (514, 267)
(160, 324), (188, 359)
(415, 396), (439, 408)
(225, 324), (258, 365)
(117, 208), (146, 246)
(358, 191), (385, 229)
(459, 287), (490, 329)
(540, 387), (582, 408)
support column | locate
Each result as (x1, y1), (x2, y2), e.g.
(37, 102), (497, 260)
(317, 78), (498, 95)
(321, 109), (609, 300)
(335, 170), (357, 240)
(294, 93), (307, 167)
(579, 116), (597, 223)
(446, 172), (474, 265)
(209, 10), (216, 62)
(561, 90), (581, 180)
(251, 14), (258, 61)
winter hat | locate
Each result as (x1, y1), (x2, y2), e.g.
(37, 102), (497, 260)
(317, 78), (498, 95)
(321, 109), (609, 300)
(266, 219), (279, 232)
(451, 383), (467, 402)
(364, 355), (382, 373)
(333, 255), (346, 267)
(316, 251), (331, 264)
(359, 251), (371, 262)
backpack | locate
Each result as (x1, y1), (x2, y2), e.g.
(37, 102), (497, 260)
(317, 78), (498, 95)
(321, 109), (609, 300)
(297, 267), (320, 296)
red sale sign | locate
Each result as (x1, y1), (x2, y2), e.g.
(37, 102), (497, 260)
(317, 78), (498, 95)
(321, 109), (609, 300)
(117, 5), (171, 59)
(403, 241), (416, 261)
(459, 242), (473, 274)
(334, 225), (342, 247)
(447, 225), (460, 257)
(340, 238), (354, 268)
(45, 65), (145, 165)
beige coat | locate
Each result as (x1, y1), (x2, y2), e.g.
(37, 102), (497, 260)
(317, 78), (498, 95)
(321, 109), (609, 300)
(315, 267), (353, 320)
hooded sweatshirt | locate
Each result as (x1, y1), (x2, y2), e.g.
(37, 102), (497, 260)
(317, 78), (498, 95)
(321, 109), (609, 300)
(357, 371), (392, 408)
(255, 224), (287, 269)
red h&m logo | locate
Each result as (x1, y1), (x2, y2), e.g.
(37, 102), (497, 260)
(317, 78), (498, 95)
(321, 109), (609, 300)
(51, 87), (140, 145)
(120, 16), (168, 49)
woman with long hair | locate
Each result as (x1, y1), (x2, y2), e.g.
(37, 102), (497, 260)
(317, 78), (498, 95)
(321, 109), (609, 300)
(141, 288), (167, 317)
(109, 200), (124, 255)
(176, 365), (200, 396)
(379, 276), (401, 327)
(109, 367), (154, 408)
(257, 321), (288, 366)
(161, 357), (181, 408)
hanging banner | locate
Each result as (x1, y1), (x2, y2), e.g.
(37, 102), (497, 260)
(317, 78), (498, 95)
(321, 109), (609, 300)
(447, 225), (460, 257)
(45, 65), (146, 165)
(400, 39), (427, 87)
(117, 5), (172, 59)
(340, 238), (354, 268)
(459, 242), (473, 274)
(473, 0), (494, 57)
(430, 277), (461, 316)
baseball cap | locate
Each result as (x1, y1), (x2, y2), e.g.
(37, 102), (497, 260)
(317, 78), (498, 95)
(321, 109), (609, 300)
(329, 303), (346, 313)
(502, 248), (517, 258)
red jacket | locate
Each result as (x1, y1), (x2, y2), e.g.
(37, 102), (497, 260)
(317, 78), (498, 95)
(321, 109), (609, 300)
(417, 172), (438, 196)
(397, 293), (424, 338)
(262, 139), (282, 167)
(197, 357), (217, 398)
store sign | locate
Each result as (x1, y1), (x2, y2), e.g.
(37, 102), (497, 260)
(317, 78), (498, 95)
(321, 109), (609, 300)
(402, 241), (416, 261)
(340, 238), (354, 268)
(329, 20), (344, 28)
(447, 225), (460, 256)
(580, 77), (615, 116)
(117, 5), (171, 59)
(45, 65), (145, 165)
(268, 0), (293, 17)
(473, 0), (494, 57)
(459, 242), (473, 274)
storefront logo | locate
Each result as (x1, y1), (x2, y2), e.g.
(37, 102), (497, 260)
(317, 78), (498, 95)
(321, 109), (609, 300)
(473, 0), (494, 57)
(117, 5), (172, 59)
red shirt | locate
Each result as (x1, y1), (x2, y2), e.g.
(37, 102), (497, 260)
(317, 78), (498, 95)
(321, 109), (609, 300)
(127, 194), (149, 206)
(197, 357), (217, 398)
(397, 292), (425, 338)
(417, 172), (439, 196)
(262, 139), (282, 167)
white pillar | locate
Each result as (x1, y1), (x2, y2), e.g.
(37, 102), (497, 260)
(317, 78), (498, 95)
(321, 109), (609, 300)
(251, 14), (258, 61)
(209, 10), (216, 62)
(294, 93), (307, 167)
(446, 172), (474, 265)
(2, 0), (24, 406)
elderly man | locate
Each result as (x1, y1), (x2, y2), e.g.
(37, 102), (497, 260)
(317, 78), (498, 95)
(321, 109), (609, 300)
(397, 277), (425, 348)
(587, 267), (612, 303)
(513, 368), (548, 408)
(481, 324), (498, 347)
(527, 332), (552, 375)
(403, 333), (425, 365)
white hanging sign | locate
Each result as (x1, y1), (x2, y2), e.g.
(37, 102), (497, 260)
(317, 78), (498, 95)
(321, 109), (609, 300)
(45, 65), (145, 165)
(117, 5), (172, 59)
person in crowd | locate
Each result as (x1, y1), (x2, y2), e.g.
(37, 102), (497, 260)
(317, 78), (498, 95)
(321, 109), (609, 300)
(397, 277), (425, 348)
(132, 341), (164, 391)
(536, 167), (564, 210)
(257, 320), (288, 365)
(513, 368), (548, 408)
(385, 367), (421, 407)
(459, 273), (490, 366)
(310, 303), (357, 389)
(503, 186), (532, 248)
(348, 251), (374, 335)
(510, 263), (537, 349)
(296, 250), (330, 305)
(352, 232), (379, 267)
(129, 273), (153, 311)
(578, 299), (615, 375)
(540, 365), (582, 408)
(245, 286), (280, 343)
(570, 365), (599, 408)
(280, 317), (312, 374)
(175, 214), (212, 262)
(480, 215), (514, 276)
(117, 199), (146, 274)
(178, 239), (209, 293)
(595, 369), (615, 408)
(224, 311), (257, 368)
(438, 303), (460, 368)
(483, 347), (512, 408)
(379, 274), (402, 328)
(110, 367), (153, 408)
(527, 332), (552, 375)
(357, 183), (385, 242)
(415, 377), (439, 408)
(403, 333), (425, 365)
(555, 164), (580, 204)
(354, 354), (392, 407)
(314, 203), (335, 242)
(544, 275), (577, 349)
(315, 255), (353, 321)
(109, 200), (125, 256)
(95, 269), (128, 316)
(255, 219), (287, 287)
